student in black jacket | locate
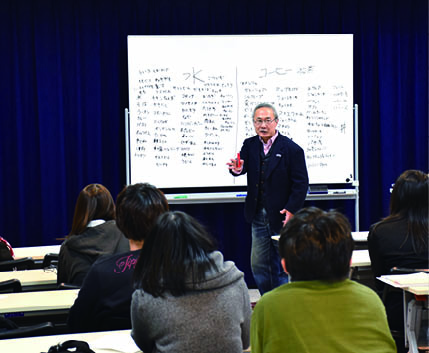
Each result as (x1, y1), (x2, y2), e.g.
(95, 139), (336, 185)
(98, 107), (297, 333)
(368, 170), (428, 351)
(58, 183), (129, 286)
(67, 183), (169, 332)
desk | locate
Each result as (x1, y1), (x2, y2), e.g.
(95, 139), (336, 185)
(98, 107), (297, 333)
(350, 249), (371, 267)
(378, 273), (429, 352)
(0, 288), (78, 328)
(351, 231), (368, 242)
(0, 329), (141, 353)
(0, 288), (78, 315)
(0, 269), (57, 291)
(14, 245), (60, 260)
(271, 236), (370, 268)
(273, 232), (368, 242)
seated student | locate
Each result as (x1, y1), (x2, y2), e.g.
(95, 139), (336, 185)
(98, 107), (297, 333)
(131, 211), (252, 353)
(58, 183), (129, 286)
(368, 169), (428, 350)
(251, 206), (396, 353)
(67, 183), (169, 332)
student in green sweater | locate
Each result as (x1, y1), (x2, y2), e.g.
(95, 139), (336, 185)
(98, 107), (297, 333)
(251, 207), (396, 353)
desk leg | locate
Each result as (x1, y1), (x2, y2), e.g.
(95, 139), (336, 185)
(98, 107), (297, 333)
(406, 298), (422, 353)
(404, 291), (408, 348)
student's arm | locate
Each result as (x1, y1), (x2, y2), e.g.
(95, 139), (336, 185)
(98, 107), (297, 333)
(130, 290), (156, 353)
(284, 146), (309, 214)
(57, 243), (69, 285)
(67, 264), (100, 332)
(241, 282), (252, 349)
(367, 226), (386, 291)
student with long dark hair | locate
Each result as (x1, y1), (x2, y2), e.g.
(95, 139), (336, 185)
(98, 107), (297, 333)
(58, 183), (129, 286)
(368, 169), (429, 347)
(131, 211), (252, 353)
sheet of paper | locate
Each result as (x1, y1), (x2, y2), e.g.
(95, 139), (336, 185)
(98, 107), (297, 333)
(378, 272), (429, 287)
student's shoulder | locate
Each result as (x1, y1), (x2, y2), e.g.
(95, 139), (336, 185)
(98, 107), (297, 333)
(344, 280), (382, 302)
(255, 283), (293, 306)
(369, 217), (406, 240)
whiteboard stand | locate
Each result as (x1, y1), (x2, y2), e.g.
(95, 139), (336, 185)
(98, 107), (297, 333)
(353, 104), (360, 231)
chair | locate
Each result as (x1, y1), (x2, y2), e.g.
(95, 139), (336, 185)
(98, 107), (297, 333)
(0, 279), (22, 293)
(0, 321), (54, 339)
(0, 257), (36, 271)
(42, 253), (59, 269)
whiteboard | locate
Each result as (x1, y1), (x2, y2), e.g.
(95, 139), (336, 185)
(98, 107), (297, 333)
(127, 34), (354, 189)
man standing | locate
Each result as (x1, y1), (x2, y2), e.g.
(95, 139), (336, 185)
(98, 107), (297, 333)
(227, 103), (308, 294)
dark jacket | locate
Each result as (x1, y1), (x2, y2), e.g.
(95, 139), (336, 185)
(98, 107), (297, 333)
(368, 217), (429, 330)
(233, 133), (308, 234)
(68, 249), (140, 332)
(57, 220), (129, 286)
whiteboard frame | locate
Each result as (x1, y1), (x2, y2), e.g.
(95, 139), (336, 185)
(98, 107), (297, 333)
(127, 34), (354, 187)
(125, 104), (360, 230)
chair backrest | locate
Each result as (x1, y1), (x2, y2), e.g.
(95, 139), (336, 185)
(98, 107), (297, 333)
(42, 253), (59, 269)
(390, 267), (429, 274)
(0, 257), (36, 271)
(0, 279), (22, 293)
(0, 321), (54, 339)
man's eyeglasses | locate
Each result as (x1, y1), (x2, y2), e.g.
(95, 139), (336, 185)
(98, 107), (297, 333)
(253, 118), (277, 126)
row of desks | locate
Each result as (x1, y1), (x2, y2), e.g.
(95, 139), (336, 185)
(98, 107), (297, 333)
(0, 249), (374, 292)
(0, 249), (371, 317)
(10, 232), (367, 261)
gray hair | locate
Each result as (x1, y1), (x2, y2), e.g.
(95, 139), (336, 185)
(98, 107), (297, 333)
(252, 103), (279, 121)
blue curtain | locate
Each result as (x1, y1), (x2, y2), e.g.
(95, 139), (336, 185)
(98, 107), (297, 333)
(0, 0), (427, 287)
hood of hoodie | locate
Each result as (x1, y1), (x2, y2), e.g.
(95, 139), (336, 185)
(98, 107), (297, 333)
(63, 220), (126, 257)
(184, 250), (244, 292)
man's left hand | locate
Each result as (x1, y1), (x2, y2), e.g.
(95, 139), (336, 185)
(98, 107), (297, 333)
(280, 209), (293, 226)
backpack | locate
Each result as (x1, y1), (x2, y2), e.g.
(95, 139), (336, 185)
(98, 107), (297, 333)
(0, 236), (14, 261)
(47, 340), (95, 353)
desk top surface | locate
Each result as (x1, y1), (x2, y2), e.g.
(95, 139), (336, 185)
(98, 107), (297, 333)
(13, 245), (61, 260)
(0, 289), (79, 314)
(350, 249), (371, 267)
(0, 329), (141, 353)
(351, 231), (368, 242)
(377, 273), (429, 296)
(272, 236), (370, 267)
(0, 269), (57, 286)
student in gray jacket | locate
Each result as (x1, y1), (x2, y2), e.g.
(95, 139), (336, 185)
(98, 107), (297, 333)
(131, 211), (252, 353)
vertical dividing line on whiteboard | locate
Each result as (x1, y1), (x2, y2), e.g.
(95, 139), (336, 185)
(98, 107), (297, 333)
(125, 108), (130, 185)
(234, 66), (240, 153)
(232, 66), (240, 185)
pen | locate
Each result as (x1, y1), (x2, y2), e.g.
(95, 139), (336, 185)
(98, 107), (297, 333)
(236, 153), (241, 168)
